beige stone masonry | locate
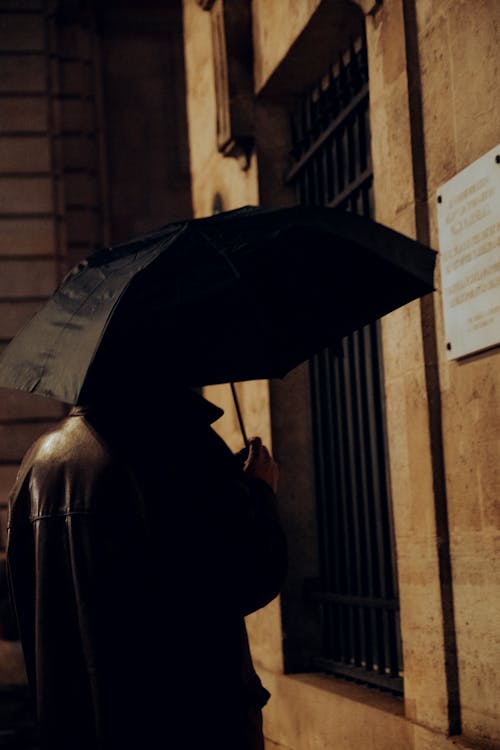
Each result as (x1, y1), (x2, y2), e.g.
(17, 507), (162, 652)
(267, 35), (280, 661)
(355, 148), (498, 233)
(181, 1), (500, 747)
(414, 0), (500, 743)
(365, 0), (453, 735)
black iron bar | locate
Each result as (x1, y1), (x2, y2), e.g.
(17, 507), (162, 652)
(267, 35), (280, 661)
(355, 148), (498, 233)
(341, 340), (363, 665)
(327, 166), (372, 210)
(321, 349), (343, 659)
(332, 350), (355, 662)
(311, 592), (399, 610)
(309, 355), (335, 655)
(285, 85), (368, 184)
(352, 329), (377, 671)
(326, 348), (347, 660)
(313, 657), (403, 694)
(363, 323), (391, 673)
(310, 358), (330, 588)
(319, 351), (338, 656)
(374, 322), (404, 677)
(290, 31), (402, 693)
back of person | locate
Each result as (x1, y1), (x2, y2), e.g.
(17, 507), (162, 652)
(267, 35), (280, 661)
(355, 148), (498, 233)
(7, 392), (286, 749)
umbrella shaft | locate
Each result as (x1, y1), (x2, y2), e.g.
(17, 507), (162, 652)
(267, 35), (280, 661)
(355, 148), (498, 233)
(231, 382), (249, 448)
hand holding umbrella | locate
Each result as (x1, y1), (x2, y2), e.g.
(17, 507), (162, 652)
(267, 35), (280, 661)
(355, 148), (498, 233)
(242, 437), (279, 494)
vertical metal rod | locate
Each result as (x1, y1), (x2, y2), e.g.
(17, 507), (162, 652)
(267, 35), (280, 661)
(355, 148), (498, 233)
(325, 348), (346, 660)
(310, 354), (335, 656)
(373, 320), (403, 677)
(362, 324), (384, 672)
(344, 333), (367, 667)
(230, 382), (249, 448)
(334, 350), (355, 662)
(286, 30), (402, 692)
(370, 321), (397, 673)
(352, 327), (376, 671)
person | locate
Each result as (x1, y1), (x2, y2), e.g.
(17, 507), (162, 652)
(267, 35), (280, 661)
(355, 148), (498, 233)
(6, 377), (286, 750)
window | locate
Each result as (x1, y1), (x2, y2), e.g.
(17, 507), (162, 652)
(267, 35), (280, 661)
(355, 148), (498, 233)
(285, 34), (403, 694)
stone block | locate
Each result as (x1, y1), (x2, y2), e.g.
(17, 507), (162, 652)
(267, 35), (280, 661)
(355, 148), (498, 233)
(448, 0), (500, 170)
(0, 258), (57, 298)
(261, 669), (408, 750)
(64, 172), (99, 207)
(369, 80), (414, 222)
(60, 99), (93, 133)
(0, 466), (18, 509)
(0, 217), (55, 255)
(0, 136), (50, 173)
(0, 389), (65, 423)
(478, 436), (500, 529)
(417, 11), (457, 194)
(65, 208), (100, 245)
(0, 176), (53, 213)
(0, 96), (48, 133)
(59, 135), (97, 170)
(0, 12), (44, 51)
(65, 245), (90, 269)
(0, 56), (46, 93)
(56, 24), (91, 60)
(381, 299), (425, 380)
(0, 422), (52, 464)
(57, 60), (92, 98)
(246, 597), (284, 675)
(0, 300), (43, 339)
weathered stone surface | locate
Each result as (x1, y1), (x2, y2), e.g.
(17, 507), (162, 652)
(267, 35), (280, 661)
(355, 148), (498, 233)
(0, 218), (55, 256)
(416, 0), (500, 742)
(185, 0), (500, 745)
(252, 0), (321, 92)
(0, 300), (44, 340)
(0, 259), (58, 299)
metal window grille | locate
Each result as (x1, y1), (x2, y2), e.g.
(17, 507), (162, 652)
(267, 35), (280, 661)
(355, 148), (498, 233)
(286, 35), (403, 694)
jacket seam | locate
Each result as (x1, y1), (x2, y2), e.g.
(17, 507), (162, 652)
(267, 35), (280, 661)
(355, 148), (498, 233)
(27, 510), (100, 523)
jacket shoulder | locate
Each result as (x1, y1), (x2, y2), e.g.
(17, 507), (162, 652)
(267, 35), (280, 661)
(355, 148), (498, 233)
(11, 415), (134, 519)
(24, 414), (111, 478)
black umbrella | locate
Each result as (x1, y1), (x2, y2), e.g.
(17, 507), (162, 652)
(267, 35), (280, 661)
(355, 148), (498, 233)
(0, 204), (436, 408)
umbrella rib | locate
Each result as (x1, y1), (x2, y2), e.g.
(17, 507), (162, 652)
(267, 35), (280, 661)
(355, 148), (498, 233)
(34, 268), (110, 390)
(35, 227), (188, 396)
(195, 228), (241, 280)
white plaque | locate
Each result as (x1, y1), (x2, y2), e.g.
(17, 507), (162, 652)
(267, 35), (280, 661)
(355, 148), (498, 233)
(437, 144), (500, 360)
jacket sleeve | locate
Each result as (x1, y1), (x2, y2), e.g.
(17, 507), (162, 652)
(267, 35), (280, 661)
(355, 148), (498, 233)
(205, 472), (288, 618)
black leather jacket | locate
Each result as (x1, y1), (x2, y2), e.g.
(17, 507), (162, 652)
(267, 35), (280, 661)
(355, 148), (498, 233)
(7, 392), (287, 749)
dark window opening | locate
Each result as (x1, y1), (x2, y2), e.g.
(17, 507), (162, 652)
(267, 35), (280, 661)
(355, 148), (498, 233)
(285, 34), (403, 695)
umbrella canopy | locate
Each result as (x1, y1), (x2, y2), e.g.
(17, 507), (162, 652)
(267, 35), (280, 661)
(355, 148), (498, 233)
(0, 205), (436, 405)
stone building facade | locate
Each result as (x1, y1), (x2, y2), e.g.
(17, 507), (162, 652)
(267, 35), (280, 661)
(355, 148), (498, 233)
(182, 1), (500, 749)
(0, 0), (192, 705)
(0, 1), (499, 749)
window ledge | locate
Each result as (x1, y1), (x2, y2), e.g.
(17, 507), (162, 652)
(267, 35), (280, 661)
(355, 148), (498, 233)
(266, 669), (405, 718)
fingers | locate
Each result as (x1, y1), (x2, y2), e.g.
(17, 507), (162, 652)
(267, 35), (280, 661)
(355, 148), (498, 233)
(246, 437), (269, 466)
(246, 436), (260, 463)
(243, 437), (279, 493)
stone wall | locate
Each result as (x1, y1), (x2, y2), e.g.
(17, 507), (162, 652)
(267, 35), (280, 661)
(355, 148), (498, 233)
(182, 0), (500, 748)
(0, 0), (191, 689)
(416, 0), (500, 743)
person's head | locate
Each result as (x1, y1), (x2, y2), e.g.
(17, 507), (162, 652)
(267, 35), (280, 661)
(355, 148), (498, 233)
(79, 328), (187, 412)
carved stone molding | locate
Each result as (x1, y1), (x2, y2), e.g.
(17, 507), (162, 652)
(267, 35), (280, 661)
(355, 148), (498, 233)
(200, 0), (254, 169)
